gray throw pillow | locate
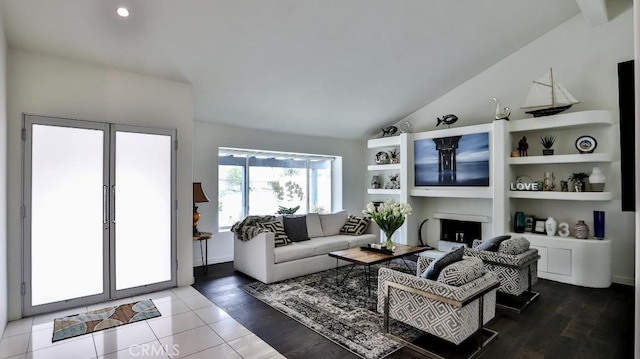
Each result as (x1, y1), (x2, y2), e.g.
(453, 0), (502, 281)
(474, 235), (512, 252)
(339, 215), (371, 235)
(421, 247), (464, 280)
(283, 216), (310, 242)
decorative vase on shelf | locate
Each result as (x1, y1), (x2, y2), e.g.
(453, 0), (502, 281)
(574, 220), (590, 239)
(588, 167), (606, 192)
(543, 172), (555, 191)
(545, 217), (557, 236)
(594, 211), (605, 239)
(371, 175), (381, 189)
(514, 212), (526, 233)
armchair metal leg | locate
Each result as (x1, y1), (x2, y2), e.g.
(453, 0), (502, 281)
(495, 263), (540, 313)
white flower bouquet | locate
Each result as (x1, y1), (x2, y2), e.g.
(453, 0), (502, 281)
(363, 199), (412, 250)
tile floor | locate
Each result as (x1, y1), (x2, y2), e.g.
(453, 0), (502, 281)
(0, 286), (285, 359)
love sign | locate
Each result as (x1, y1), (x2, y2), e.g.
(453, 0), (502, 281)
(510, 182), (540, 191)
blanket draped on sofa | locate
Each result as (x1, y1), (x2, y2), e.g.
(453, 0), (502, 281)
(231, 215), (277, 241)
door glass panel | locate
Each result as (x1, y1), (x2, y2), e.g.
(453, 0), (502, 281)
(31, 125), (104, 305)
(115, 132), (172, 290)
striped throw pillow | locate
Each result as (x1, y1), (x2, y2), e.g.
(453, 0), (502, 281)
(256, 221), (291, 247)
(339, 215), (371, 235)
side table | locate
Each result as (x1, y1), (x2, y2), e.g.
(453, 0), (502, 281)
(194, 232), (213, 275)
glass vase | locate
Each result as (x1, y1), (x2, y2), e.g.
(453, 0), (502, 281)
(514, 211), (526, 233)
(384, 232), (394, 250)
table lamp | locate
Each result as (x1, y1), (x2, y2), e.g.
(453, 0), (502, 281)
(193, 182), (210, 235)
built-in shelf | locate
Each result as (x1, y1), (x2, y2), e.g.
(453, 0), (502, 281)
(367, 188), (400, 195)
(509, 110), (614, 133)
(367, 136), (401, 149)
(410, 188), (493, 199)
(509, 191), (613, 201)
(367, 164), (401, 171)
(508, 231), (611, 242)
(509, 153), (613, 165)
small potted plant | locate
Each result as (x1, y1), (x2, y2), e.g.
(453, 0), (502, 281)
(540, 135), (556, 155)
(568, 172), (589, 192)
(388, 148), (399, 164)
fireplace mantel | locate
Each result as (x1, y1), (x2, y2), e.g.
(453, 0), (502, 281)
(433, 212), (491, 223)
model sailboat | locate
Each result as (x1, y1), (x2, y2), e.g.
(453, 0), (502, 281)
(521, 68), (580, 117)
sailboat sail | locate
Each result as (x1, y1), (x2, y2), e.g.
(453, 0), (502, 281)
(521, 69), (580, 110)
(555, 82), (580, 106)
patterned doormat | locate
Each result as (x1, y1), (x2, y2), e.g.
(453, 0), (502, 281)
(52, 299), (161, 342)
(240, 260), (421, 359)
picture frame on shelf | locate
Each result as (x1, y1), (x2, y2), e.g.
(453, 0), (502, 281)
(533, 218), (547, 234)
(525, 216), (534, 232)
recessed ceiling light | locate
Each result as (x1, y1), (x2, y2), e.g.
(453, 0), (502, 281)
(116, 7), (130, 18)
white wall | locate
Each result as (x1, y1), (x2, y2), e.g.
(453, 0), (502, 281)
(0, 13), (8, 335)
(6, 49), (194, 320)
(399, 5), (635, 284)
(193, 121), (364, 265)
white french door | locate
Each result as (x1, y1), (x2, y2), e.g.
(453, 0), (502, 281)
(23, 115), (176, 316)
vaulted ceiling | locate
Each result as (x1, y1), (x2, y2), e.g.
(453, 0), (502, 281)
(0, 1), (586, 139)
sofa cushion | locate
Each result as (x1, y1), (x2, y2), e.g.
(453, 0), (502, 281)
(283, 216), (310, 242)
(474, 235), (511, 252)
(274, 243), (316, 263)
(498, 237), (530, 255)
(421, 246), (464, 280)
(256, 221), (290, 247)
(340, 215), (371, 235)
(345, 233), (378, 248)
(306, 213), (324, 238)
(319, 210), (348, 236)
(306, 236), (349, 255)
(437, 257), (484, 286)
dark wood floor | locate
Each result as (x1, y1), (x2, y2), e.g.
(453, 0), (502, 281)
(193, 262), (635, 359)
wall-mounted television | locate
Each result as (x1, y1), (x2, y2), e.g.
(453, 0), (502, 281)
(414, 132), (490, 187)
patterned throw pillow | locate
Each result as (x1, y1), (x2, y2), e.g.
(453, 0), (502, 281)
(283, 216), (310, 242)
(474, 235), (512, 252)
(437, 257), (484, 286)
(256, 221), (291, 247)
(498, 237), (530, 255)
(339, 215), (371, 235)
(421, 246), (464, 280)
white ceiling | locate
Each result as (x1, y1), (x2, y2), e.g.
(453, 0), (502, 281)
(0, 0), (582, 140)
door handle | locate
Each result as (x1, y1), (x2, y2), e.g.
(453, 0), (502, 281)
(103, 185), (108, 224)
(111, 185), (116, 223)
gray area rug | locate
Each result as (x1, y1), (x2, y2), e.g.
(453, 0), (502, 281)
(240, 259), (422, 359)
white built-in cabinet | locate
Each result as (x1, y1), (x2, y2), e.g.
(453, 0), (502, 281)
(365, 110), (615, 288)
(366, 136), (402, 196)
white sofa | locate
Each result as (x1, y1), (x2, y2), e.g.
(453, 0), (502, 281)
(234, 211), (380, 284)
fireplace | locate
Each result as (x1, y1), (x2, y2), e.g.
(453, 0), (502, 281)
(440, 219), (481, 248)
(433, 212), (490, 251)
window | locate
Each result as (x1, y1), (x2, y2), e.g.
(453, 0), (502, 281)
(218, 148), (333, 230)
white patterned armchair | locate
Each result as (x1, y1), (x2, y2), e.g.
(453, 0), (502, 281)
(464, 237), (540, 312)
(377, 256), (499, 357)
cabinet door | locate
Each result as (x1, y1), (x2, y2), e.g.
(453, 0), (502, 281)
(531, 245), (548, 272)
(548, 248), (572, 275)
